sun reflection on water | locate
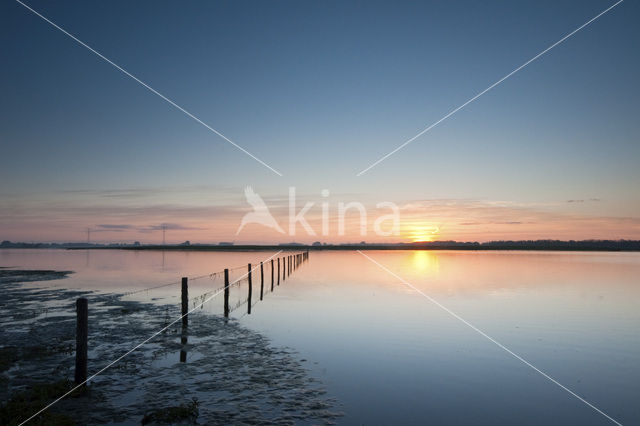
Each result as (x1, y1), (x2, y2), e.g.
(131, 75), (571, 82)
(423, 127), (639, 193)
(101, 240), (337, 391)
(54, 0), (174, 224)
(410, 250), (440, 275)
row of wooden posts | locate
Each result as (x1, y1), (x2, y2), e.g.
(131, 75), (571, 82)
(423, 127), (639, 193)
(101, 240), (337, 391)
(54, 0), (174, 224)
(74, 251), (309, 385)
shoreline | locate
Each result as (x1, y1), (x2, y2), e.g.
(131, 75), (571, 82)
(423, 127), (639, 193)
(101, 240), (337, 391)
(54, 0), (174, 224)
(4, 239), (640, 252)
(71, 243), (640, 252)
(1, 269), (341, 424)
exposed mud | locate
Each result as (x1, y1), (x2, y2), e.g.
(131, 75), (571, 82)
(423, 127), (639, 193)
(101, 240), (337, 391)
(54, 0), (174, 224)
(0, 270), (341, 425)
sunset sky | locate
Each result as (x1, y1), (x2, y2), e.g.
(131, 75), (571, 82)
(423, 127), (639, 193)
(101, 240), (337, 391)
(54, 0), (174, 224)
(1, 0), (639, 244)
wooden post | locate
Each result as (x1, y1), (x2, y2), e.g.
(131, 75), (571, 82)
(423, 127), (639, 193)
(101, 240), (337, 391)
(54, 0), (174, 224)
(277, 258), (281, 285)
(75, 297), (88, 386)
(247, 263), (252, 315)
(181, 277), (188, 328)
(180, 277), (188, 362)
(180, 276), (188, 363)
(271, 259), (274, 291)
(224, 268), (230, 318)
(260, 261), (264, 301)
(283, 257), (286, 281)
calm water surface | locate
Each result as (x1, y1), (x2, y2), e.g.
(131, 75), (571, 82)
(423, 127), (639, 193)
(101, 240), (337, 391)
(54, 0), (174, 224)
(2, 249), (639, 425)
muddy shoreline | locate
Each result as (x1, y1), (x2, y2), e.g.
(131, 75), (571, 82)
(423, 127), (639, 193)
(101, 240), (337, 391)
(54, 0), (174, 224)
(1, 270), (341, 425)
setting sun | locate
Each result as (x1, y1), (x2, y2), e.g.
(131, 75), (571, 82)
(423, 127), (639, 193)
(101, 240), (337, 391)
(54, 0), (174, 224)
(404, 224), (440, 242)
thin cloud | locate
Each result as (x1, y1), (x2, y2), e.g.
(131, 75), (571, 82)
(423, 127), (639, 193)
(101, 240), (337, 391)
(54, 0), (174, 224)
(138, 223), (207, 233)
(567, 198), (601, 203)
(96, 224), (133, 230)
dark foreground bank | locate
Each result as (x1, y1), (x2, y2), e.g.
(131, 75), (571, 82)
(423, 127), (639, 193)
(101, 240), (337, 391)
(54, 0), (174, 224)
(0, 269), (341, 425)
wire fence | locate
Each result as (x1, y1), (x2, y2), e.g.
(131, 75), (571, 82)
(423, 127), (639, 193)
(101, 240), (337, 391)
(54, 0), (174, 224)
(122, 251), (309, 330)
(18, 250), (310, 426)
(120, 262), (250, 297)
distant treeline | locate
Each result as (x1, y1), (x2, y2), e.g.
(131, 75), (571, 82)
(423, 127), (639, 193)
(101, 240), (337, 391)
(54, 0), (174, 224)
(3, 239), (640, 251)
(0, 241), (122, 249)
(406, 240), (640, 251)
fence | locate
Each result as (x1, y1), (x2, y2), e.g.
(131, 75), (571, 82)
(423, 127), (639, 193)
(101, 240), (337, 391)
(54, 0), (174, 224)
(73, 251), (309, 385)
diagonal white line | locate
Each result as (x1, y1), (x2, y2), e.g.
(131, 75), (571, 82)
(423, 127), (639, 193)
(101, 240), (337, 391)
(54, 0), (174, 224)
(18, 251), (283, 425)
(15, 0), (283, 177)
(357, 250), (622, 425)
(356, 0), (623, 176)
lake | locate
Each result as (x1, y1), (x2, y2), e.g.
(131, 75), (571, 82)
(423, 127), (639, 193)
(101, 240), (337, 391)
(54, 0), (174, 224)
(1, 249), (639, 425)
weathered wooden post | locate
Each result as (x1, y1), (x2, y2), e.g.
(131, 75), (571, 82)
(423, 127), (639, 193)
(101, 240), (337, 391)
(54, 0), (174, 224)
(75, 297), (88, 386)
(180, 276), (188, 363)
(247, 263), (252, 315)
(277, 258), (281, 285)
(271, 259), (274, 291)
(181, 277), (188, 328)
(260, 261), (264, 301)
(224, 268), (230, 318)
(283, 257), (286, 281)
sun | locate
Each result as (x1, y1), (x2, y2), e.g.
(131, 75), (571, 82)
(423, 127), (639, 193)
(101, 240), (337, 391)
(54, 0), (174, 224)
(405, 224), (440, 242)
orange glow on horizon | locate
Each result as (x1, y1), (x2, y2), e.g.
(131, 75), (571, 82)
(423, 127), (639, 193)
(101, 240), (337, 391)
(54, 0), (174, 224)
(404, 224), (440, 243)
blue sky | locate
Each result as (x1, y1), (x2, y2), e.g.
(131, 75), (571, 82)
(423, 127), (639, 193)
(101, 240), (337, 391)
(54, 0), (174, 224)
(1, 0), (638, 242)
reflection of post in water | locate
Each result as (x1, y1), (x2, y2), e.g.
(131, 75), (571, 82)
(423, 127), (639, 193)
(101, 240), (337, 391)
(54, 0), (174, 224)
(180, 330), (187, 363)
(161, 250), (166, 271)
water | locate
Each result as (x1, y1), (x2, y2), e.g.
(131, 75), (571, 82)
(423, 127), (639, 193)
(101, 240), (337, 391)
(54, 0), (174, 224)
(1, 249), (639, 425)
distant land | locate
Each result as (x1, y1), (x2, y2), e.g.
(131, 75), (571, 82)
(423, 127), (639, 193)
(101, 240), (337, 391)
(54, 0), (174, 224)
(2, 240), (640, 251)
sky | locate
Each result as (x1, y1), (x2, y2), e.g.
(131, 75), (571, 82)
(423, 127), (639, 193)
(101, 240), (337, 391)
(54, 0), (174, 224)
(1, 0), (639, 244)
